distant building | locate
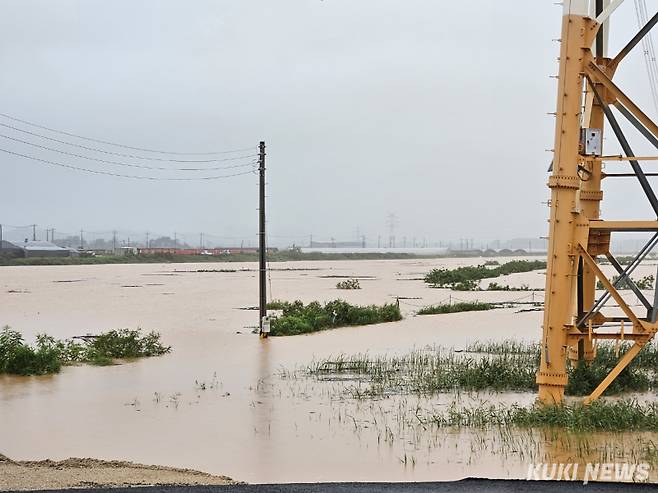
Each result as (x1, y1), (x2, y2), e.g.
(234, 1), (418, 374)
(22, 240), (71, 258)
(310, 241), (364, 248)
(0, 240), (25, 258)
(136, 247), (277, 256)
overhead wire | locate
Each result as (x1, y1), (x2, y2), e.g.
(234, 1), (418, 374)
(0, 147), (258, 181)
(0, 122), (257, 163)
(634, 0), (658, 116)
(0, 112), (253, 156)
(0, 132), (257, 171)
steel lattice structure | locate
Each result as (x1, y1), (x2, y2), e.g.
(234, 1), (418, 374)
(538, 0), (658, 404)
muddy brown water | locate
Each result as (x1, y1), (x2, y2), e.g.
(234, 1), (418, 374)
(1, 258), (657, 483)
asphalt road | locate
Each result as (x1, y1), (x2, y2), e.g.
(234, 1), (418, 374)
(10, 479), (658, 493)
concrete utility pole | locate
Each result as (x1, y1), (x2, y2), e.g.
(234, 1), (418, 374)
(80, 229), (84, 250)
(32, 224), (36, 241)
(112, 230), (117, 254)
(258, 141), (268, 337)
(146, 231), (150, 249)
(538, 0), (658, 405)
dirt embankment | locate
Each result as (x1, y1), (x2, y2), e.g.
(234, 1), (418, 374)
(0, 453), (237, 490)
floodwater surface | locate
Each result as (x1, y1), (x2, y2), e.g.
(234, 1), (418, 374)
(0, 258), (656, 483)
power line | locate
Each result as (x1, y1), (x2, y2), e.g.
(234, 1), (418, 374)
(0, 122), (257, 163)
(635, 0), (658, 116)
(0, 132), (257, 171)
(0, 112), (254, 156)
(0, 147), (258, 181)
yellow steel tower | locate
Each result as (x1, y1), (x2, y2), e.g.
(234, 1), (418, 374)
(538, 0), (658, 404)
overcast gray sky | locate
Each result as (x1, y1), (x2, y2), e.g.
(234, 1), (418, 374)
(1, 0), (656, 247)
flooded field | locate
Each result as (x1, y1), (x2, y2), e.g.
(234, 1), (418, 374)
(1, 257), (657, 483)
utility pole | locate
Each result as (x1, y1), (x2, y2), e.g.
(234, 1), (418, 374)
(146, 231), (150, 249)
(32, 224), (36, 241)
(200, 233), (204, 249)
(0, 224), (3, 249)
(174, 232), (177, 249)
(80, 229), (84, 250)
(258, 141), (268, 337)
(112, 230), (117, 254)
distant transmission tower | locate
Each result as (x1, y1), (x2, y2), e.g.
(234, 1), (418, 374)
(386, 213), (398, 248)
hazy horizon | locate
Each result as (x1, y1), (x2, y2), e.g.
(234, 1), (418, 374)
(2, 1), (657, 247)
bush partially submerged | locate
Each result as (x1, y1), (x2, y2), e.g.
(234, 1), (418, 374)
(336, 279), (361, 290)
(0, 326), (170, 376)
(270, 300), (401, 336)
(596, 274), (654, 290)
(424, 260), (546, 290)
(0, 330), (62, 375)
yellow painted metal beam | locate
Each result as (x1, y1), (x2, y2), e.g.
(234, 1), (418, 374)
(583, 341), (644, 404)
(585, 62), (658, 141)
(577, 244), (645, 329)
(588, 220), (658, 231)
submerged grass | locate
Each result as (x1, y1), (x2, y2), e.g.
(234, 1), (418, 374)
(305, 340), (658, 397)
(429, 400), (658, 431)
(270, 300), (402, 336)
(0, 326), (170, 376)
(417, 302), (494, 315)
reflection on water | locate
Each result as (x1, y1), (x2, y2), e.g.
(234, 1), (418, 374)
(0, 258), (657, 483)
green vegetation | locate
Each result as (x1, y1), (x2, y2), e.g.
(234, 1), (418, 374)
(336, 279), (361, 290)
(306, 340), (658, 397)
(486, 282), (532, 291)
(269, 300), (402, 336)
(417, 301), (494, 315)
(0, 326), (170, 376)
(424, 260), (546, 290)
(309, 348), (537, 395)
(428, 400), (658, 431)
(596, 274), (655, 290)
(266, 300), (289, 310)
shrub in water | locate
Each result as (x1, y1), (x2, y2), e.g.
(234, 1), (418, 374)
(0, 326), (170, 376)
(270, 300), (402, 336)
